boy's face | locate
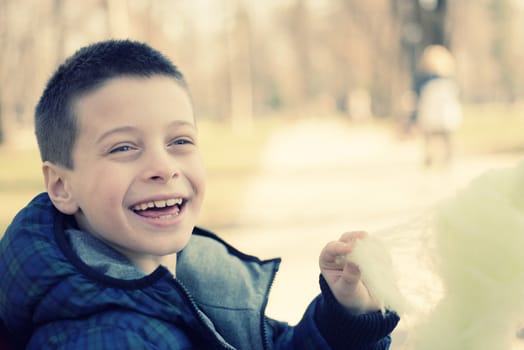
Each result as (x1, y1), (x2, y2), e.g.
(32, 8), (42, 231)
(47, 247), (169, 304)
(60, 76), (205, 269)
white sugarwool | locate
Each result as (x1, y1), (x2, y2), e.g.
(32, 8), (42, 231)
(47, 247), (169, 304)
(409, 159), (524, 350)
(344, 234), (409, 316)
(341, 160), (524, 349)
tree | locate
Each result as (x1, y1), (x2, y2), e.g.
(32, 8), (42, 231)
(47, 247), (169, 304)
(225, 0), (254, 131)
(0, 0), (7, 144)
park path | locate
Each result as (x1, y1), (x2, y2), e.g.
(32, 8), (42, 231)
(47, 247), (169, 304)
(217, 118), (524, 349)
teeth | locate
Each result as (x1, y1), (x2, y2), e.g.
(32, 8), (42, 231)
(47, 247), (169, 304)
(132, 198), (183, 211)
(154, 200), (167, 208)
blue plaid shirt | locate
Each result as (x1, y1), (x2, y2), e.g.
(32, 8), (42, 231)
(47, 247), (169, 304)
(0, 193), (398, 349)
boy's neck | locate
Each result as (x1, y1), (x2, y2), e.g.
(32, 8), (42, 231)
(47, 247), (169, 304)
(133, 253), (178, 276)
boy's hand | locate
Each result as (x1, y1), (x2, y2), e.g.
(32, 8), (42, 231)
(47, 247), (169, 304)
(319, 231), (380, 314)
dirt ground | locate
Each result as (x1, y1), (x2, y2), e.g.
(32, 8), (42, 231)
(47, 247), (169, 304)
(215, 119), (524, 349)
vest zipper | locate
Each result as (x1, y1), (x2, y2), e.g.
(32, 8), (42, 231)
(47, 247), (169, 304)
(261, 259), (281, 350)
(173, 278), (236, 350)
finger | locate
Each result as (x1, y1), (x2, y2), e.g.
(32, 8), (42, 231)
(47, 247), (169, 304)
(342, 260), (361, 279)
(320, 241), (351, 269)
(322, 240), (353, 259)
(331, 259), (362, 288)
(339, 231), (367, 243)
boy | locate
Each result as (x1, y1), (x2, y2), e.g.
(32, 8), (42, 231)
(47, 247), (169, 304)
(0, 40), (399, 349)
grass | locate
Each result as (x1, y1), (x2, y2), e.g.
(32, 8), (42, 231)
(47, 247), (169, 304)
(196, 117), (284, 229)
(457, 104), (524, 154)
(0, 148), (44, 234)
(1, 106), (523, 235)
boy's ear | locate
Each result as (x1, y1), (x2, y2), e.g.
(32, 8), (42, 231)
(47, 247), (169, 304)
(42, 161), (79, 215)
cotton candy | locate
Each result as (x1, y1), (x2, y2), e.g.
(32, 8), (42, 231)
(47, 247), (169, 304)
(410, 159), (524, 350)
(344, 234), (409, 315)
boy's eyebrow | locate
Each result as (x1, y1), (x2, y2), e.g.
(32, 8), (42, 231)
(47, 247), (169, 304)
(164, 120), (197, 132)
(96, 120), (196, 144)
(166, 120), (196, 129)
(95, 126), (138, 144)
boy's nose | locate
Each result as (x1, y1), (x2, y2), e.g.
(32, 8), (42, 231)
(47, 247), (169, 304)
(142, 150), (179, 183)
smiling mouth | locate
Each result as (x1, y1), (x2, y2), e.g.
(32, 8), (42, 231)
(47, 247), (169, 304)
(131, 198), (185, 218)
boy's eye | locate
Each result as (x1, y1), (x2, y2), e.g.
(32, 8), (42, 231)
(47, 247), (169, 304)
(170, 138), (194, 146)
(109, 145), (135, 153)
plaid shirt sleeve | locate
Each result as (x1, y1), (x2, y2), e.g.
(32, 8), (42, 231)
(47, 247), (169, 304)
(267, 275), (399, 350)
(314, 275), (399, 349)
(27, 325), (151, 350)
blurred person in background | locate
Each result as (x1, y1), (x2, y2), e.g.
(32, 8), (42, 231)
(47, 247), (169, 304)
(413, 45), (462, 167)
